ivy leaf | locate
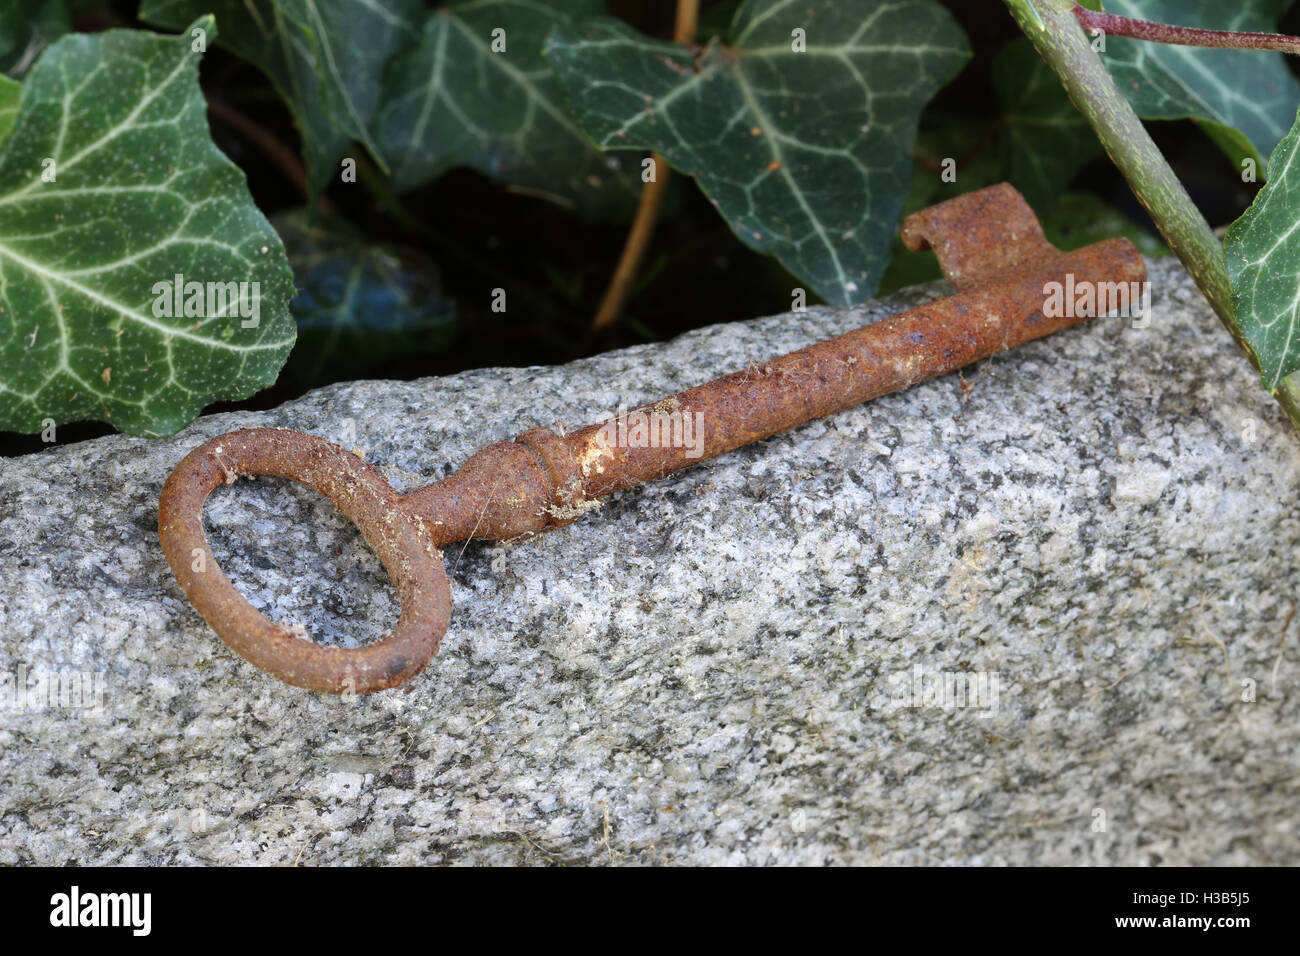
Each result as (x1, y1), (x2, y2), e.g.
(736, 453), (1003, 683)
(696, 1), (741, 41)
(141, 0), (349, 194)
(0, 18), (297, 437)
(376, 0), (640, 215)
(0, 76), (19, 143)
(274, 210), (456, 387)
(274, 0), (423, 173)
(142, 0), (422, 191)
(993, 39), (1100, 210)
(1100, 0), (1300, 171)
(1225, 107), (1300, 390)
(1, 0), (72, 77)
(545, 0), (970, 304)
(0, 1), (41, 62)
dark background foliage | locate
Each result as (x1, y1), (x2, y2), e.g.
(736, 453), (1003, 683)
(3, 0), (1296, 455)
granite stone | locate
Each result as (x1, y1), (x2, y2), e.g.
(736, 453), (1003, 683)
(1, 256), (1297, 865)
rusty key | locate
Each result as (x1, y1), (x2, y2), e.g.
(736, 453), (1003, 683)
(158, 184), (1146, 694)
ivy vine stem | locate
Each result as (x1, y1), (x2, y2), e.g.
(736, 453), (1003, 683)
(1003, 0), (1300, 432)
(1070, 3), (1300, 55)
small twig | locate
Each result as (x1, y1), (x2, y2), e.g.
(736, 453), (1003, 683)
(599, 801), (624, 864)
(206, 97), (330, 211)
(293, 829), (325, 866)
(1084, 669), (1131, 704)
(512, 829), (558, 864)
(1072, 4), (1300, 55)
(1186, 597), (1233, 694)
(1271, 603), (1295, 696)
(504, 184), (577, 210)
(452, 473), (504, 576)
(585, 0), (700, 342)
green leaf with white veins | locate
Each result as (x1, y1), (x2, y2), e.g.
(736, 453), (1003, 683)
(1225, 107), (1300, 390)
(1, 0), (73, 78)
(275, 0), (423, 173)
(0, 2), (39, 62)
(545, 0), (970, 304)
(0, 18), (297, 437)
(0, 1), (48, 63)
(993, 39), (1099, 211)
(0, 76), (19, 144)
(140, 0), (350, 195)
(1100, 0), (1300, 171)
(376, 0), (640, 215)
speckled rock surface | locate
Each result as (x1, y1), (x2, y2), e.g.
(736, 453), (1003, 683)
(1, 256), (1298, 865)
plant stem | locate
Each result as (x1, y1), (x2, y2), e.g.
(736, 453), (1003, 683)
(587, 158), (671, 334)
(1004, 0), (1300, 431)
(1072, 3), (1300, 55)
(206, 97), (329, 211)
(586, 0), (700, 342)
